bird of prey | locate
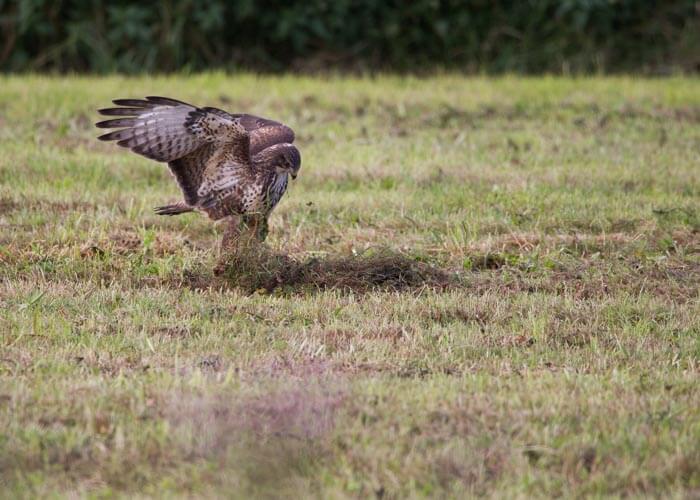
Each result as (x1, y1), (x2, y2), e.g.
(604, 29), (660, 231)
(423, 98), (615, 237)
(96, 96), (300, 244)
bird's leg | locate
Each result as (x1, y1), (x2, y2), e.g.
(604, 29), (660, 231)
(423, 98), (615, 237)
(241, 213), (269, 242)
(215, 213), (269, 275)
(219, 215), (242, 253)
(215, 215), (246, 276)
(219, 213), (267, 254)
(256, 216), (270, 242)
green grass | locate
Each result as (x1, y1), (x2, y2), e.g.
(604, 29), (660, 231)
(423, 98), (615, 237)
(1, 74), (699, 498)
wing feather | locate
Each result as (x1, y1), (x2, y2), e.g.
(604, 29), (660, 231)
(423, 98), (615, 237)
(98, 107), (147, 116)
(145, 96), (191, 106)
(112, 99), (151, 107)
(95, 118), (138, 129)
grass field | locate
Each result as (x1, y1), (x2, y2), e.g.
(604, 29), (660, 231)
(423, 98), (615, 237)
(1, 74), (699, 498)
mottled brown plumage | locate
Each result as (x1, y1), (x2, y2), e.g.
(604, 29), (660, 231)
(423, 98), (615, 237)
(96, 96), (301, 243)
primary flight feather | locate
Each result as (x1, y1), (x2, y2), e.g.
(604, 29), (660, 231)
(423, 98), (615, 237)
(96, 96), (301, 237)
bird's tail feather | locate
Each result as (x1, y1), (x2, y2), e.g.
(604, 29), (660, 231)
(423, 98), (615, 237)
(154, 202), (194, 216)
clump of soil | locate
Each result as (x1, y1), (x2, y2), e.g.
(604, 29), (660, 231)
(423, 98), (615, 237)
(214, 243), (452, 293)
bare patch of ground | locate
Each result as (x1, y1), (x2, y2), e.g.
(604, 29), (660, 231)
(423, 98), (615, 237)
(0, 196), (97, 215)
(79, 229), (194, 257)
(467, 228), (700, 256)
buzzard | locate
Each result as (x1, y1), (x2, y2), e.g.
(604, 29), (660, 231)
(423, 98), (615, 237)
(96, 96), (300, 244)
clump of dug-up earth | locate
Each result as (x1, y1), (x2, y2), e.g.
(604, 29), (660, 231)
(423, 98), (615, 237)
(213, 242), (453, 294)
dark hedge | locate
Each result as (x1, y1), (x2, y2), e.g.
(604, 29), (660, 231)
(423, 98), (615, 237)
(1, 0), (698, 74)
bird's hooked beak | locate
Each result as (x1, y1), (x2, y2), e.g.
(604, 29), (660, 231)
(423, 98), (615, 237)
(291, 172), (298, 180)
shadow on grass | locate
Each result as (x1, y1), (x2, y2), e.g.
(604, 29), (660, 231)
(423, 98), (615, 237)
(191, 243), (454, 294)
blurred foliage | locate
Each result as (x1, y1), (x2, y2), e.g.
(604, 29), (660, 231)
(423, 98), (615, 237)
(0, 0), (698, 73)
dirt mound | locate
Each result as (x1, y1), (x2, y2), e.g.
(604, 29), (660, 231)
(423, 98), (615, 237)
(214, 244), (453, 294)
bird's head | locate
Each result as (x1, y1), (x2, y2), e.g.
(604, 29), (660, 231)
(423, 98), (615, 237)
(272, 144), (301, 180)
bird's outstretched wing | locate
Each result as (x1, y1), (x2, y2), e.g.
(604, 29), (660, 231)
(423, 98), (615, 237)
(233, 114), (296, 154)
(97, 96), (249, 163)
(97, 96), (251, 207)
